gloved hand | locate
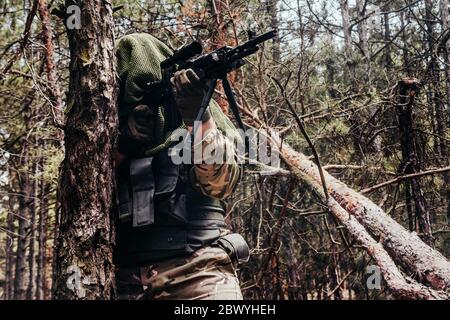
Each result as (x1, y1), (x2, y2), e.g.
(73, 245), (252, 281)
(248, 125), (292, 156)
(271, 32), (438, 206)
(170, 69), (211, 126)
(127, 104), (155, 143)
(117, 105), (155, 156)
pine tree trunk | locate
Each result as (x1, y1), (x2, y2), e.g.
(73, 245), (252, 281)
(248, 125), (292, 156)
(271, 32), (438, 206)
(395, 79), (434, 245)
(4, 174), (17, 300)
(267, 0), (280, 62)
(26, 160), (39, 299)
(383, 3), (392, 68)
(425, 0), (447, 162)
(52, 0), (118, 300)
(439, 0), (450, 222)
(356, 0), (370, 74)
(13, 149), (32, 300)
(340, 0), (353, 78)
(36, 158), (49, 300)
(37, 0), (64, 127)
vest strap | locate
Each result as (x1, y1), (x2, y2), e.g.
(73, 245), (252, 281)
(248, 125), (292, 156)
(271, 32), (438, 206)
(117, 180), (131, 221)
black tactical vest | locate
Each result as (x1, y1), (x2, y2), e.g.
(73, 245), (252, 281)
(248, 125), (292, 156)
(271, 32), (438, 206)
(115, 149), (227, 267)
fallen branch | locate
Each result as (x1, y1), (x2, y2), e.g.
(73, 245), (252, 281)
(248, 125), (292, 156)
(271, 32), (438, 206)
(323, 164), (364, 170)
(361, 166), (450, 194)
(239, 95), (450, 294)
(326, 197), (448, 299)
(252, 123), (450, 297)
(278, 135), (450, 291)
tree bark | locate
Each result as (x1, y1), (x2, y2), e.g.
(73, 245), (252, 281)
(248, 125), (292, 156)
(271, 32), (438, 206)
(13, 149), (33, 300)
(340, 0), (353, 79)
(53, 0), (118, 299)
(267, 0), (280, 62)
(36, 161), (49, 300)
(37, 0), (64, 127)
(4, 174), (17, 300)
(356, 0), (370, 73)
(26, 160), (39, 299)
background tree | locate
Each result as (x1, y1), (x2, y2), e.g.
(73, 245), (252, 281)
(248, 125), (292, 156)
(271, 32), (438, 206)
(51, 0), (118, 299)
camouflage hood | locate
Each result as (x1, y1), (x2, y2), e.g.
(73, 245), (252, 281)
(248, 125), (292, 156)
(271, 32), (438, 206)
(116, 33), (172, 116)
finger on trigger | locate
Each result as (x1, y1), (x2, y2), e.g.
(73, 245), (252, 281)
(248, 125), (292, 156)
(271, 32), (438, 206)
(170, 74), (178, 94)
(177, 70), (192, 96)
(186, 69), (200, 84)
(186, 69), (204, 95)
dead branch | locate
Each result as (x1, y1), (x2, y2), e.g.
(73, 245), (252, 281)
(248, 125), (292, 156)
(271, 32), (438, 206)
(253, 123), (450, 295)
(361, 166), (450, 194)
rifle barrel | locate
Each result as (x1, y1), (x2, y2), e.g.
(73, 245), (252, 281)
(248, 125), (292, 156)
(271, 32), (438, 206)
(244, 30), (277, 48)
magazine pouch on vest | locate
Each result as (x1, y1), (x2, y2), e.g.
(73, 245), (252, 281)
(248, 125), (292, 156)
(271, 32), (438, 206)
(130, 157), (155, 227)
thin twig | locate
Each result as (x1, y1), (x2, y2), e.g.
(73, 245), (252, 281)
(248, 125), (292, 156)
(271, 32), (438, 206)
(271, 76), (330, 203)
(361, 166), (450, 194)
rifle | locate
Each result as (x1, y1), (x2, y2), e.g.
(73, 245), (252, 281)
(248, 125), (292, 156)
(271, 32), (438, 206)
(144, 30), (277, 133)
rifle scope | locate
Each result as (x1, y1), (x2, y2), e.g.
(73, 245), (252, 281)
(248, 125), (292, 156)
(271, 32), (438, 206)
(161, 41), (203, 69)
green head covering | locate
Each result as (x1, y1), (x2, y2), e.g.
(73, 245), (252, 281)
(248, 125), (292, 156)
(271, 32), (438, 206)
(116, 33), (172, 115)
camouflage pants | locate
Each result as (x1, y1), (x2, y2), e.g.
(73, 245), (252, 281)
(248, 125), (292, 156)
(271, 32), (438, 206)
(115, 246), (243, 300)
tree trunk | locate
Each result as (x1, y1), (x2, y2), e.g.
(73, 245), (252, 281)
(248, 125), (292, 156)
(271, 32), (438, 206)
(356, 0), (370, 74)
(36, 160), (49, 300)
(395, 79), (434, 245)
(37, 1), (64, 298)
(267, 0), (280, 62)
(52, 0), (118, 300)
(4, 174), (17, 300)
(340, 0), (353, 78)
(383, 3), (392, 68)
(37, 0), (64, 127)
(439, 0), (450, 223)
(441, 0), (450, 108)
(26, 161), (39, 299)
(13, 149), (32, 300)
(425, 0), (447, 160)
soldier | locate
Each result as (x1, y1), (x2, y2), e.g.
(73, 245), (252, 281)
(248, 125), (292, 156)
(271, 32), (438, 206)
(113, 33), (249, 300)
